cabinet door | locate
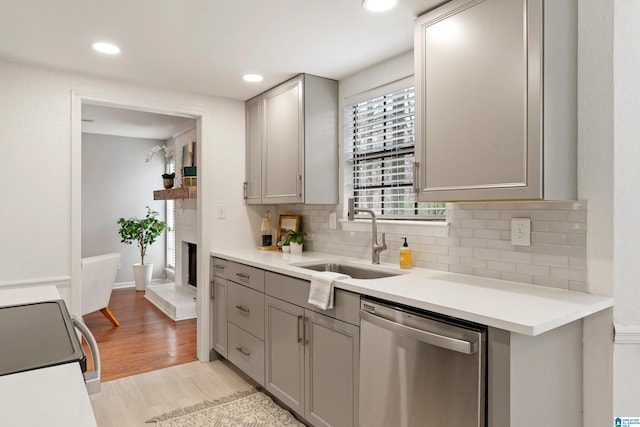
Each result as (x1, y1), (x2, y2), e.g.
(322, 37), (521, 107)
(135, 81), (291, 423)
(211, 277), (227, 357)
(262, 76), (304, 204)
(305, 310), (360, 427)
(414, 0), (543, 201)
(265, 296), (305, 417)
(245, 95), (262, 204)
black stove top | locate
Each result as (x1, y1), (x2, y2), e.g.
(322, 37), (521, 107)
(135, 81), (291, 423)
(0, 300), (86, 376)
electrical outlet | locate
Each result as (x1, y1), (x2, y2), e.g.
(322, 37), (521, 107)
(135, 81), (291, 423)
(511, 218), (531, 246)
(216, 204), (226, 219)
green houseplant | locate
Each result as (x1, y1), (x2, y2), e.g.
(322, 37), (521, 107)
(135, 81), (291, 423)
(117, 206), (170, 291)
(288, 230), (306, 254)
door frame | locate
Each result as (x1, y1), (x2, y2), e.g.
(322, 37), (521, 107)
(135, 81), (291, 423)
(70, 90), (212, 361)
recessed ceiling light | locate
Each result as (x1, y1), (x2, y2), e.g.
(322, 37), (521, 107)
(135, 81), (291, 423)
(243, 74), (264, 82)
(92, 42), (121, 55)
(362, 0), (398, 12)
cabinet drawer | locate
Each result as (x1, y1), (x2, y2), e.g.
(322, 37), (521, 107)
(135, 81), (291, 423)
(228, 322), (265, 386)
(227, 281), (265, 340)
(211, 257), (230, 279)
(227, 262), (265, 292)
(265, 272), (360, 326)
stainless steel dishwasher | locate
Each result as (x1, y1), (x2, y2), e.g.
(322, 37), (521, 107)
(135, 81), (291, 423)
(359, 297), (487, 427)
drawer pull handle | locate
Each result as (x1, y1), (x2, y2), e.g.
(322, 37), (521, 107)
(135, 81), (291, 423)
(297, 315), (303, 343)
(214, 264), (225, 270)
(235, 305), (250, 314)
(236, 273), (250, 280)
(236, 346), (251, 357)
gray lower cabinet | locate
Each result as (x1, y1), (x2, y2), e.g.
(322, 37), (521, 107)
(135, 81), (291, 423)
(265, 295), (360, 427)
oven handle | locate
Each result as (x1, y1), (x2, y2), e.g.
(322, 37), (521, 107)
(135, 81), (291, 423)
(72, 316), (101, 394)
(360, 310), (477, 354)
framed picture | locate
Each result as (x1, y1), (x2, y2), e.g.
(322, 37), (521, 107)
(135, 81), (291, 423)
(277, 215), (301, 243)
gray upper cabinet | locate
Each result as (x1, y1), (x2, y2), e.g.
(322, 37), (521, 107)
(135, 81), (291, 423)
(245, 74), (338, 205)
(414, 0), (577, 201)
(245, 95), (262, 204)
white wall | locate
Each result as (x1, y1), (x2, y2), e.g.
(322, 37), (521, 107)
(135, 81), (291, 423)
(0, 58), (248, 360)
(613, 0), (640, 416)
(82, 132), (167, 283)
(578, 0), (615, 424)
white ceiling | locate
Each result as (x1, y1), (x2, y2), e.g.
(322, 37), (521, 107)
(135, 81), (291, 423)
(81, 104), (196, 140)
(0, 0), (444, 138)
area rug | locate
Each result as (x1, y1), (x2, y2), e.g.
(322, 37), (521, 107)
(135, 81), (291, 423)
(146, 388), (304, 426)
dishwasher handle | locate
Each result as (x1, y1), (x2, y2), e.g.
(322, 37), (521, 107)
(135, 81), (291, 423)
(360, 310), (478, 354)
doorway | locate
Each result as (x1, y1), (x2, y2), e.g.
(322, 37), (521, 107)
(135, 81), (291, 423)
(76, 99), (204, 378)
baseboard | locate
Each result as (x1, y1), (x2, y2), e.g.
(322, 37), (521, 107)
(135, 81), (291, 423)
(113, 279), (167, 290)
(614, 324), (640, 344)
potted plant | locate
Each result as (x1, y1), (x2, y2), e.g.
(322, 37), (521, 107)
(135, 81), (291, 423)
(288, 230), (306, 255)
(117, 206), (170, 291)
(146, 144), (176, 188)
(277, 234), (291, 253)
(162, 172), (176, 189)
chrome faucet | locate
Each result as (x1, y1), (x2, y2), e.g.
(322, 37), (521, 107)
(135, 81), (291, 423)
(347, 198), (387, 264)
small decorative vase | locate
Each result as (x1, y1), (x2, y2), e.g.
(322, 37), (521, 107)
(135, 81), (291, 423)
(290, 242), (303, 254)
(282, 245), (290, 253)
(163, 178), (174, 189)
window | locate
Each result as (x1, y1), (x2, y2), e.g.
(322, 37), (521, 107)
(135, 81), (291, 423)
(345, 82), (445, 219)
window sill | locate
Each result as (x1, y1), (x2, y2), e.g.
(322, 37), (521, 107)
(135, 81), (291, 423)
(339, 219), (449, 237)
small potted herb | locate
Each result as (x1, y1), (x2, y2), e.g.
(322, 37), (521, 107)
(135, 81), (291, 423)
(277, 234), (291, 253)
(288, 230), (306, 254)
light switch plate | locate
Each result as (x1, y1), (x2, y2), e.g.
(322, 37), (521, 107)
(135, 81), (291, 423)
(216, 204), (226, 219)
(511, 218), (531, 246)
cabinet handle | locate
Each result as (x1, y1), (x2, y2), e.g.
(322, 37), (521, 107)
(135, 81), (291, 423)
(213, 264), (225, 271)
(210, 281), (215, 300)
(236, 346), (251, 357)
(235, 305), (250, 314)
(297, 175), (302, 198)
(304, 316), (310, 345)
(297, 315), (303, 343)
(236, 272), (250, 280)
(413, 161), (420, 194)
(243, 181), (248, 201)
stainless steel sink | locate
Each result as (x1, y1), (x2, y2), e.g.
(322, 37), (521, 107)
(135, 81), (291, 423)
(294, 262), (402, 280)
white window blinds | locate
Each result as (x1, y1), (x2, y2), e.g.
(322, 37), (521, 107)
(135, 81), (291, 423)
(345, 84), (445, 218)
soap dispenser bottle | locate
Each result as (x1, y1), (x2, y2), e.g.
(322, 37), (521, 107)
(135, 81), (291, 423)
(400, 237), (412, 269)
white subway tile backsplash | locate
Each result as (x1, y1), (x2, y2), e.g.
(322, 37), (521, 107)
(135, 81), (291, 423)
(473, 248), (502, 261)
(277, 200), (588, 293)
(487, 260), (516, 273)
(533, 253), (570, 268)
(516, 263), (550, 277)
(473, 229), (502, 240)
(501, 251), (533, 264)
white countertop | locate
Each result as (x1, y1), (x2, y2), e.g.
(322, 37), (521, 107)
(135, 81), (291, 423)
(0, 286), (97, 427)
(211, 249), (614, 336)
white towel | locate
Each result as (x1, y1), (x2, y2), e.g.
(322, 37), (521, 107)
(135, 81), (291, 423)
(308, 271), (351, 310)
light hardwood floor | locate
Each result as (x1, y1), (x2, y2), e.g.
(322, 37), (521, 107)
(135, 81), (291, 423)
(90, 359), (252, 426)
